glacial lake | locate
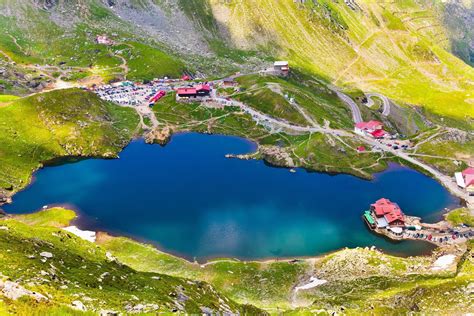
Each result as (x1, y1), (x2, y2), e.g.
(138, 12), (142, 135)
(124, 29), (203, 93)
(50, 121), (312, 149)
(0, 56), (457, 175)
(4, 133), (459, 260)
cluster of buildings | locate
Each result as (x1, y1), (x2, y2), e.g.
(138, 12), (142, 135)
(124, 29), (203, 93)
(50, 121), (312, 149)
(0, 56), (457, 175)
(364, 198), (405, 233)
(354, 120), (387, 139)
(455, 167), (474, 196)
(364, 197), (474, 245)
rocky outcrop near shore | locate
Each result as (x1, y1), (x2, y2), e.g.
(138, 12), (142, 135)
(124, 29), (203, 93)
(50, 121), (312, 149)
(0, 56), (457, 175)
(0, 192), (11, 207)
(259, 146), (296, 168)
(225, 145), (296, 168)
(145, 126), (173, 145)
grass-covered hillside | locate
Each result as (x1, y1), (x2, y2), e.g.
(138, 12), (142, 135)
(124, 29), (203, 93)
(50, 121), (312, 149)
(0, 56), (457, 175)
(2, 207), (470, 314)
(2, 0), (474, 129)
(0, 88), (139, 194)
(152, 87), (389, 178)
(233, 73), (353, 128)
(0, 208), (263, 315)
(208, 0), (474, 126)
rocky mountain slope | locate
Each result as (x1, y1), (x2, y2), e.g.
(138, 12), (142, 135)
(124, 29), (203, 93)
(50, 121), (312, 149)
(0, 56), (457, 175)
(442, 0), (474, 66)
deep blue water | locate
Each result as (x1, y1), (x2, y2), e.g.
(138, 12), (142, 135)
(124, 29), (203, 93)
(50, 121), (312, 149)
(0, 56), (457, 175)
(4, 133), (459, 260)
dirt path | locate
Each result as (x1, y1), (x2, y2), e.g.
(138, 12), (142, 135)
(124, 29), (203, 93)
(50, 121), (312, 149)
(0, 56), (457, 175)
(219, 98), (351, 137)
(7, 34), (23, 52)
(123, 103), (158, 130)
(412, 129), (447, 152)
(265, 82), (319, 128)
(0, 49), (12, 62)
(114, 53), (129, 79)
(289, 99), (319, 128)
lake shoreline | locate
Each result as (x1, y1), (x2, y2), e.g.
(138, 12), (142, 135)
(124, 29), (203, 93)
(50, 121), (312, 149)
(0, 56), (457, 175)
(2, 207), (441, 265)
(2, 130), (469, 207)
(2, 133), (460, 260)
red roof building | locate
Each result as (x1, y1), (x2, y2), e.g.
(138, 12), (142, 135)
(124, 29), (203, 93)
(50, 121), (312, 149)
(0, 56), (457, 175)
(176, 84), (211, 98)
(195, 84), (210, 92)
(96, 35), (114, 45)
(355, 120), (387, 138)
(370, 198), (405, 226)
(177, 87), (197, 97)
(357, 146), (366, 152)
(370, 129), (387, 139)
(355, 120), (383, 131)
(149, 90), (166, 103)
(462, 167), (474, 188)
(462, 167), (474, 176)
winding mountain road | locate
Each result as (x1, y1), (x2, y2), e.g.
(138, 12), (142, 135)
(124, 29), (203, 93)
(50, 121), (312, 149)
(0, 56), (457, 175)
(217, 97), (351, 137)
(365, 93), (391, 116)
(328, 86), (363, 123)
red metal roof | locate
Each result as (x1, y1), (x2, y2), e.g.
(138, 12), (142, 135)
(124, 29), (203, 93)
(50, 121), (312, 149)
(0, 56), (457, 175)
(355, 120), (383, 131)
(462, 167), (474, 176)
(195, 84), (210, 91)
(357, 146), (366, 152)
(370, 129), (386, 138)
(355, 122), (366, 129)
(371, 198), (401, 217)
(465, 174), (474, 187)
(371, 198), (404, 225)
(366, 120), (383, 129)
(384, 210), (405, 225)
(177, 88), (197, 95)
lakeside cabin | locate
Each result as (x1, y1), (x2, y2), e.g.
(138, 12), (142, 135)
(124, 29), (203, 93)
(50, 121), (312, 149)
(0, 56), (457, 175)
(455, 167), (474, 196)
(364, 198), (405, 230)
(354, 120), (387, 139)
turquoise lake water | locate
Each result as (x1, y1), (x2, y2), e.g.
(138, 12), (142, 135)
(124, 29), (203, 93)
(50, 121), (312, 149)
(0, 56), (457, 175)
(4, 133), (459, 260)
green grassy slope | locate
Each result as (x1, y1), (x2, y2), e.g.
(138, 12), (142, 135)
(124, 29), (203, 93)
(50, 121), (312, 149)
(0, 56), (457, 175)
(0, 208), (471, 314)
(0, 209), (263, 314)
(98, 214), (474, 314)
(209, 0), (474, 126)
(234, 73), (353, 128)
(0, 88), (139, 193)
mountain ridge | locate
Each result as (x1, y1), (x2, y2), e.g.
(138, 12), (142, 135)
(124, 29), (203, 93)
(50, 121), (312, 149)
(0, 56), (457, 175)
(1, 0), (473, 124)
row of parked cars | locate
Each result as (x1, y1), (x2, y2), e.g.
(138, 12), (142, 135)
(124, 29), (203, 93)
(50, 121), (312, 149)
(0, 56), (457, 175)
(406, 230), (473, 243)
